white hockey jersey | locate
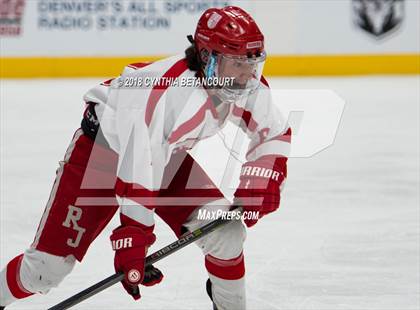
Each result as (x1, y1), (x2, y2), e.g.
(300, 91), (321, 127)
(83, 54), (290, 229)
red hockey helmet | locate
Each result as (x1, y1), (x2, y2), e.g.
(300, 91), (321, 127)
(193, 6), (266, 102)
(194, 6), (265, 60)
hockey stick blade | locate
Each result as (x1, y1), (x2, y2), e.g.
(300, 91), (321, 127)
(48, 209), (239, 310)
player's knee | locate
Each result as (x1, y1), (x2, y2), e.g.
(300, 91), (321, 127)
(20, 249), (76, 294)
(198, 219), (246, 260)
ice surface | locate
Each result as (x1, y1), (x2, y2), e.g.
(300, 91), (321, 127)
(1, 76), (419, 309)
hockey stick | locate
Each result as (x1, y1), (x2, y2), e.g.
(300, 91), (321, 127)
(48, 208), (240, 310)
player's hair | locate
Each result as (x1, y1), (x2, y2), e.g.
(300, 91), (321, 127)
(184, 35), (202, 72)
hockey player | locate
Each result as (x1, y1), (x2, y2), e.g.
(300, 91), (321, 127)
(0, 6), (291, 310)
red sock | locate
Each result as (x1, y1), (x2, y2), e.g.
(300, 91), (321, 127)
(6, 254), (34, 299)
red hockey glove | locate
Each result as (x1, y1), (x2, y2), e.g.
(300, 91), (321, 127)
(110, 226), (156, 300)
(234, 157), (286, 227)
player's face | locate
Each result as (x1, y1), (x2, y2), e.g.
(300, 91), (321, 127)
(218, 58), (256, 87)
(203, 51), (266, 102)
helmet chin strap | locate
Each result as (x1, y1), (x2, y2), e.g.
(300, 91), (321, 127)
(216, 88), (240, 105)
(206, 86), (239, 106)
(206, 89), (236, 110)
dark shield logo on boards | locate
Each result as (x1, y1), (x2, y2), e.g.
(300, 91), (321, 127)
(352, 0), (404, 39)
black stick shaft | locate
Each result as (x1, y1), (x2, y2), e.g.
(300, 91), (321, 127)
(48, 215), (234, 310)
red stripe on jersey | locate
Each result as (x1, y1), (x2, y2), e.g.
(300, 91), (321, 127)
(260, 75), (269, 88)
(232, 105), (258, 132)
(100, 78), (114, 86)
(205, 253), (245, 280)
(272, 127), (292, 143)
(145, 59), (189, 127)
(115, 178), (158, 209)
(128, 62), (152, 70)
(168, 97), (213, 144)
(6, 254), (34, 299)
(120, 213), (155, 233)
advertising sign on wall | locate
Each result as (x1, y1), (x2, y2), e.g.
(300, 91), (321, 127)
(1, 0), (251, 56)
(0, 0), (418, 76)
(0, 0), (26, 36)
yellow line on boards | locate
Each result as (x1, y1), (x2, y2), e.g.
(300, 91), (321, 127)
(0, 56), (164, 78)
(0, 54), (419, 78)
(264, 54), (420, 76)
